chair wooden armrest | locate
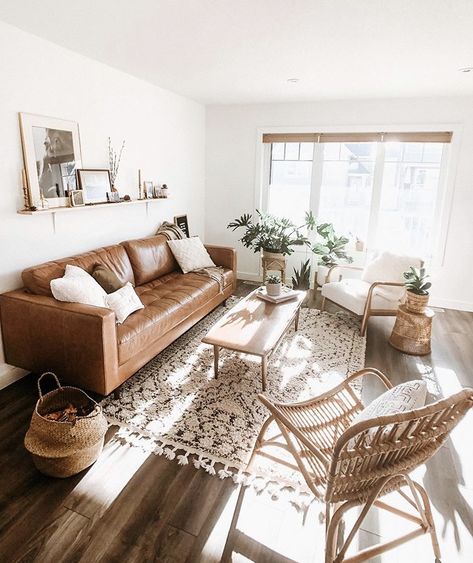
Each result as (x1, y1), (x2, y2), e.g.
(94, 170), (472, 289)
(324, 263), (364, 284)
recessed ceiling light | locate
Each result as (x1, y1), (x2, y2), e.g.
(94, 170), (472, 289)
(287, 78), (300, 84)
(458, 67), (473, 73)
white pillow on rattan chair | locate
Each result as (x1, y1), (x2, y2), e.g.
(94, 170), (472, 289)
(348, 380), (427, 446)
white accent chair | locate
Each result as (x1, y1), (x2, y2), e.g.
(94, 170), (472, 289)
(321, 251), (423, 336)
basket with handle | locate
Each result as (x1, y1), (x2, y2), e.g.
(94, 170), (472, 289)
(24, 372), (108, 478)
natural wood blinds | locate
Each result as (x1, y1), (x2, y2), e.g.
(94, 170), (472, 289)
(262, 131), (453, 143)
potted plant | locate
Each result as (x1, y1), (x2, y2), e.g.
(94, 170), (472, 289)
(403, 267), (431, 314)
(311, 223), (353, 286)
(292, 259), (311, 290)
(228, 210), (316, 258)
(266, 273), (282, 296)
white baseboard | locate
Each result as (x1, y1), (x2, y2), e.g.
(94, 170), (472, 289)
(237, 271), (261, 282)
(429, 298), (473, 312)
(0, 364), (28, 390)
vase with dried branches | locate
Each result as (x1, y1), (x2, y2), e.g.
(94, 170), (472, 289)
(108, 137), (125, 192)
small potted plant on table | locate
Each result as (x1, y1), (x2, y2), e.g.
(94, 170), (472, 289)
(403, 266), (431, 314)
(266, 273), (282, 296)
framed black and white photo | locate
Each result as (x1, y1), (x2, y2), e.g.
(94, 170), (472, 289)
(77, 169), (111, 204)
(143, 181), (154, 199)
(174, 214), (190, 238)
(69, 189), (85, 207)
(19, 113), (82, 208)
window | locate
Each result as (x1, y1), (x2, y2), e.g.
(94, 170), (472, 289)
(265, 134), (449, 259)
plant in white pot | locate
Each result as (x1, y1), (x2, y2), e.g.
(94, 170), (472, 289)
(403, 267), (431, 314)
(266, 273), (282, 296)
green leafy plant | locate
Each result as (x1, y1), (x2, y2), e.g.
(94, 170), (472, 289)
(266, 273), (281, 284)
(292, 259), (311, 290)
(311, 223), (353, 266)
(403, 267), (431, 295)
(228, 210), (316, 256)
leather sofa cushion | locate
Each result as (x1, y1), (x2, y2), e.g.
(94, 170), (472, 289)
(22, 245), (135, 296)
(117, 270), (233, 365)
(121, 234), (178, 286)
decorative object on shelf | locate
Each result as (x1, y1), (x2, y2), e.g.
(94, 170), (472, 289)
(228, 210), (315, 257)
(292, 259), (311, 290)
(143, 181), (153, 199)
(265, 273), (282, 296)
(174, 214), (190, 238)
(19, 113), (82, 208)
(123, 194), (131, 201)
(21, 168), (34, 210)
(153, 183), (161, 198)
(138, 169), (144, 200)
(76, 169), (111, 204)
(108, 137), (125, 191)
(40, 192), (50, 210)
(389, 305), (434, 355)
(24, 372), (108, 478)
(161, 183), (169, 198)
(69, 189), (85, 207)
(106, 191), (120, 203)
(403, 266), (431, 314)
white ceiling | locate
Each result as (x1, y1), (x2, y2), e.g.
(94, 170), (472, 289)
(1, 0), (473, 105)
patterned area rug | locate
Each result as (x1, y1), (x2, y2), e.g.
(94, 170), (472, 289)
(102, 298), (366, 504)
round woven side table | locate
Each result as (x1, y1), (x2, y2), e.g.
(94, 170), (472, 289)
(389, 305), (434, 356)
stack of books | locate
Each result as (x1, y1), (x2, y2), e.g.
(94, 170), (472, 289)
(256, 286), (298, 304)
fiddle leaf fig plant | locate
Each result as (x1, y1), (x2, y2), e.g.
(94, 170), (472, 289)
(311, 223), (353, 266)
(228, 210), (316, 256)
(403, 267), (431, 295)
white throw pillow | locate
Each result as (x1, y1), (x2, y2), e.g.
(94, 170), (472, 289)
(348, 380), (427, 447)
(105, 282), (144, 324)
(167, 237), (216, 274)
(361, 251), (422, 301)
(64, 264), (91, 278)
(51, 271), (107, 308)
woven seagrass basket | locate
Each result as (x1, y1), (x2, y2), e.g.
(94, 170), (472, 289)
(24, 372), (108, 478)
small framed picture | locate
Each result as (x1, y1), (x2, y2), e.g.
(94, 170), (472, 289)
(69, 189), (85, 207)
(174, 214), (190, 238)
(76, 169), (111, 204)
(143, 181), (154, 199)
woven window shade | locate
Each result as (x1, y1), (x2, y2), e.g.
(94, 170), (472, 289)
(262, 131), (452, 143)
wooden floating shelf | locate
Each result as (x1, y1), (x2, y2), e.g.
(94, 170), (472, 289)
(18, 198), (169, 215)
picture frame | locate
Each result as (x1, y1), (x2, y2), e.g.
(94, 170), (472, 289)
(69, 190), (85, 207)
(174, 214), (190, 238)
(76, 169), (111, 204)
(106, 191), (121, 203)
(143, 181), (154, 199)
(19, 112), (82, 208)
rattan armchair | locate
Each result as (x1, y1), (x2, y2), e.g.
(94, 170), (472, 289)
(250, 368), (473, 563)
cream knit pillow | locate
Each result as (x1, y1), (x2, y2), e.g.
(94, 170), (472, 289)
(167, 237), (215, 274)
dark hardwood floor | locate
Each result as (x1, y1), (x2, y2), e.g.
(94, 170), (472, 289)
(0, 281), (472, 562)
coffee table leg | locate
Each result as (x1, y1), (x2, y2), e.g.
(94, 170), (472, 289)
(261, 355), (267, 391)
(213, 345), (219, 379)
(295, 308), (300, 331)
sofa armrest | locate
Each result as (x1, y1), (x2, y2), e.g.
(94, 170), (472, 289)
(0, 289), (119, 395)
(205, 245), (237, 289)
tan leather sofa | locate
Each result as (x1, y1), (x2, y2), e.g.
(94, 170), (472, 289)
(0, 234), (236, 395)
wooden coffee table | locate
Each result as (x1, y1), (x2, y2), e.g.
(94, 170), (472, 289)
(202, 288), (305, 391)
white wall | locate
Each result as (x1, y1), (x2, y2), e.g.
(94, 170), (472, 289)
(205, 98), (473, 311)
(0, 21), (206, 387)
